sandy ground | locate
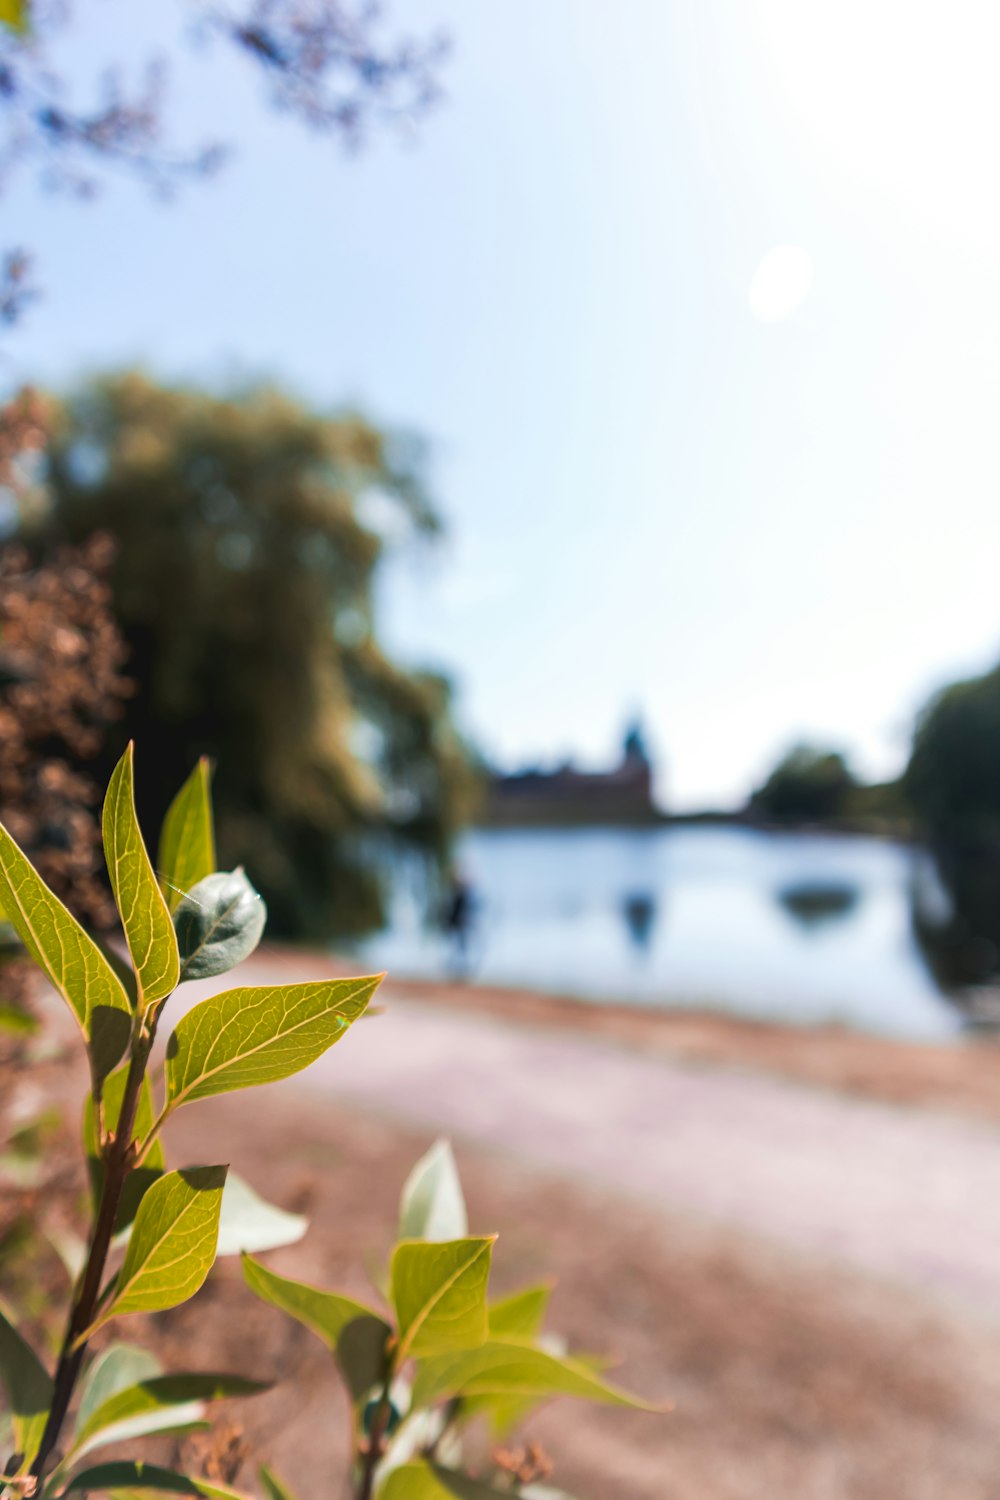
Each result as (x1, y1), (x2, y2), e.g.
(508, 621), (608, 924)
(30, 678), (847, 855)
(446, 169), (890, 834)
(384, 973), (1000, 1125)
(7, 949), (1000, 1499)
(160, 1085), (1000, 1500)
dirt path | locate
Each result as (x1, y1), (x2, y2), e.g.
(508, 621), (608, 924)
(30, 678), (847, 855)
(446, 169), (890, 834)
(161, 1088), (1000, 1500)
(320, 999), (1000, 1315)
(14, 953), (1000, 1498)
(173, 954), (1000, 1317)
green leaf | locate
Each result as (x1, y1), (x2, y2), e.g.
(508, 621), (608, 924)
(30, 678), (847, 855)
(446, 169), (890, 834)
(377, 1464), (512, 1500)
(411, 1340), (662, 1413)
(399, 1140), (467, 1243)
(488, 1284), (551, 1341)
(173, 871), (266, 982)
(71, 1373), (267, 1455)
(157, 760), (217, 915)
(84, 1063), (166, 1233)
(259, 1467), (298, 1500)
(457, 1391), (530, 1441)
(391, 1237), (495, 1362)
(104, 744), (180, 1009)
(164, 975), (382, 1110)
(0, 821), (130, 1085)
(60, 1462), (251, 1500)
(90, 1167), (227, 1331)
(214, 1173), (307, 1258)
(0, 1298), (52, 1468)
(242, 1255), (390, 1404)
(0, 1), (28, 35)
(56, 1415), (211, 1481)
(75, 1344), (162, 1435)
(457, 1340), (616, 1441)
(95, 937), (140, 1010)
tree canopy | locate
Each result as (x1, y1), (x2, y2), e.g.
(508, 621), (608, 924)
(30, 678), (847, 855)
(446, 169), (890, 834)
(906, 664), (1000, 847)
(18, 372), (478, 938)
(749, 743), (857, 825)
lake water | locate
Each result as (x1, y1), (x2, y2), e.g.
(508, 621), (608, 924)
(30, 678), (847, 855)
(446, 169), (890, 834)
(355, 825), (961, 1040)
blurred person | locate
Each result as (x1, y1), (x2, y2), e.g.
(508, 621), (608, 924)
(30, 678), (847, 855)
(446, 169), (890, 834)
(441, 867), (478, 975)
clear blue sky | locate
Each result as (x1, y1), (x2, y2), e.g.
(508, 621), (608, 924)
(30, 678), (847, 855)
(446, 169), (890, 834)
(5, 0), (1000, 808)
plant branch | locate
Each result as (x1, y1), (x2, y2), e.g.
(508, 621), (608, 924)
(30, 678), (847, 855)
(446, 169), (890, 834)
(29, 1013), (160, 1480)
(356, 1366), (396, 1500)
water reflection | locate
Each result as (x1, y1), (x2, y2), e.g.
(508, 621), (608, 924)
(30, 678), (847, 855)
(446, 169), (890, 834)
(621, 891), (658, 952)
(911, 845), (1000, 1022)
(776, 880), (861, 931)
(357, 826), (962, 1040)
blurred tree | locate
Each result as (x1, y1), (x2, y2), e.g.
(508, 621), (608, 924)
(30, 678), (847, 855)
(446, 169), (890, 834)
(905, 664), (1000, 996)
(906, 665), (1000, 845)
(0, 391), (133, 944)
(0, 0), (448, 315)
(19, 372), (479, 940)
(910, 844), (1000, 992)
(749, 744), (857, 825)
(0, 533), (132, 932)
(0, 383), (47, 489)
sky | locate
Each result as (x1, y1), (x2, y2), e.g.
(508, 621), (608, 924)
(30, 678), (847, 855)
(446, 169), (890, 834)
(5, 0), (1000, 808)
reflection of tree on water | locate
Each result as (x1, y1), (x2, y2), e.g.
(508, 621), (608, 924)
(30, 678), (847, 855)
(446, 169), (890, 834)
(911, 844), (1000, 993)
(621, 891), (658, 953)
(775, 880), (861, 930)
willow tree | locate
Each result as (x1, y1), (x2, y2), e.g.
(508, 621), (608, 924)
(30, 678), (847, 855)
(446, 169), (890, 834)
(20, 373), (478, 938)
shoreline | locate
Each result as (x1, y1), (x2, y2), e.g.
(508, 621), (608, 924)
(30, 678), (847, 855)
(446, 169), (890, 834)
(472, 812), (914, 839)
(246, 944), (1000, 1126)
(384, 976), (1000, 1122)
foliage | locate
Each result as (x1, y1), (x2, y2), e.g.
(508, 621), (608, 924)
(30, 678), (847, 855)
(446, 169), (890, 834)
(243, 1133), (657, 1498)
(0, 388), (47, 496)
(749, 743), (857, 825)
(1, 384), (131, 962)
(20, 373), (479, 939)
(841, 776), (912, 836)
(911, 841), (1000, 992)
(0, 252), (35, 326)
(0, 511), (120, 1107)
(906, 663), (1000, 845)
(905, 666), (1000, 989)
(0, 527), (132, 935)
(0, 748), (657, 1500)
(0, 1), (448, 315)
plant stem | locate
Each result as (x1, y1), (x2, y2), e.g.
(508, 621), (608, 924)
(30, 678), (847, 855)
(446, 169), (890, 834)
(30, 1023), (154, 1481)
(356, 1374), (394, 1500)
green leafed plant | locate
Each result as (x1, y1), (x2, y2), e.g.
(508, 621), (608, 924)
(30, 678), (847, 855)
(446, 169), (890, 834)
(0, 747), (659, 1500)
(0, 745), (381, 1498)
(243, 1138), (660, 1499)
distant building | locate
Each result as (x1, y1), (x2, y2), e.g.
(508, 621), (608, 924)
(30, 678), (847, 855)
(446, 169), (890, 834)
(484, 721), (663, 827)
